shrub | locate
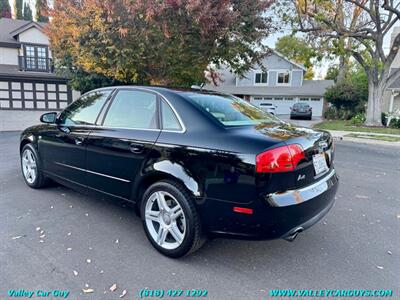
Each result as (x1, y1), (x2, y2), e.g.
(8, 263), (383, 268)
(324, 106), (355, 120)
(324, 106), (339, 119)
(387, 109), (400, 129)
(350, 113), (366, 125)
(381, 112), (388, 127)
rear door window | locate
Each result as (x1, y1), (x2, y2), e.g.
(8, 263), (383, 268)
(103, 90), (158, 129)
(161, 100), (182, 131)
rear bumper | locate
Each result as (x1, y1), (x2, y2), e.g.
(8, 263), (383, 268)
(290, 112), (312, 118)
(203, 169), (338, 240)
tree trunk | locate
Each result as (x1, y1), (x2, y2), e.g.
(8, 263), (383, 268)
(336, 55), (347, 84)
(365, 79), (384, 126)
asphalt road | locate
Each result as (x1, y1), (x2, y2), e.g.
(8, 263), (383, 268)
(1, 131), (399, 300)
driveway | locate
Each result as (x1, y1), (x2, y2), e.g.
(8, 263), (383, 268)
(278, 114), (322, 127)
(1, 131), (399, 299)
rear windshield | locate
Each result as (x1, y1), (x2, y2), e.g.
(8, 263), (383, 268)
(186, 93), (280, 126)
(294, 103), (309, 108)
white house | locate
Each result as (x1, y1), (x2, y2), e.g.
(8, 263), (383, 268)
(0, 18), (80, 131)
(205, 52), (334, 117)
(382, 27), (400, 114)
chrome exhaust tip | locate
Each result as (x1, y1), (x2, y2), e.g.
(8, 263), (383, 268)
(283, 227), (303, 242)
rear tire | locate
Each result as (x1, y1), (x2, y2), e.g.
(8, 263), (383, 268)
(141, 180), (205, 258)
(20, 144), (49, 188)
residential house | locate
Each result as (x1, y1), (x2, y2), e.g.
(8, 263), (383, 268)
(382, 27), (400, 113)
(205, 52), (334, 117)
(0, 18), (80, 131)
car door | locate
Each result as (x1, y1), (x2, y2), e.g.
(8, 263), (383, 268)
(85, 89), (161, 200)
(39, 89), (113, 187)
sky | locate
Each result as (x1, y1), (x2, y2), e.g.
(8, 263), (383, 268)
(8, 0), (398, 79)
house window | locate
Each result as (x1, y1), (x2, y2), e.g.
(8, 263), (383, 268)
(24, 45), (48, 71)
(277, 71), (291, 84)
(311, 97), (321, 101)
(274, 97), (283, 101)
(300, 97), (309, 101)
(254, 71), (268, 84)
(284, 97), (294, 101)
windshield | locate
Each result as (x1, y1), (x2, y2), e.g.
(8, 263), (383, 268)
(186, 93), (281, 126)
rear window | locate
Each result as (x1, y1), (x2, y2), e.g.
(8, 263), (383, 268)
(186, 93), (280, 126)
(294, 103), (309, 108)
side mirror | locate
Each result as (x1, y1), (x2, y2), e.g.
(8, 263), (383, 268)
(40, 112), (57, 124)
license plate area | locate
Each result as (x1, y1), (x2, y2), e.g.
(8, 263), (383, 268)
(313, 153), (328, 175)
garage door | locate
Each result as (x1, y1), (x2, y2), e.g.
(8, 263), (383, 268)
(251, 96), (297, 115)
(0, 79), (72, 110)
(250, 96), (324, 116)
(298, 97), (323, 116)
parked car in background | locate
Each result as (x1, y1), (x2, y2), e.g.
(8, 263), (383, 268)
(290, 102), (312, 120)
(259, 103), (277, 115)
(19, 87), (337, 257)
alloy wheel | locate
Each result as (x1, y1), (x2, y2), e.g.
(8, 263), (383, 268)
(22, 149), (37, 184)
(144, 191), (186, 250)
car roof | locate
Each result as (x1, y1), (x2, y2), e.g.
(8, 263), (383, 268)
(89, 85), (227, 98)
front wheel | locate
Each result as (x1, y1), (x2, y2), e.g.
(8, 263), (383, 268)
(20, 144), (49, 188)
(141, 181), (205, 258)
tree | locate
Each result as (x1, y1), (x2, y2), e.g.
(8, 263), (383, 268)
(325, 62), (369, 119)
(325, 65), (339, 81)
(13, 0), (23, 19)
(23, 2), (32, 20)
(47, 0), (274, 89)
(275, 35), (320, 79)
(0, 0), (12, 18)
(277, 0), (400, 126)
(35, 0), (49, 22)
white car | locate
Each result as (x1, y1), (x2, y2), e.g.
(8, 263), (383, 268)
(259, 103), (277, 115)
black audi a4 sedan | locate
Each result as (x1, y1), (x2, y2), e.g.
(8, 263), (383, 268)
(20, 86), (338, 257)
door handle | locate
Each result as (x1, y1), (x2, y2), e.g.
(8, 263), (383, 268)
(75, 137), (85, 145)
(129, 143), (144, 153)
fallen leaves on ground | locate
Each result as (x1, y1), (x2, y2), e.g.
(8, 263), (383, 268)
(73, 270), (78, 276)
(355, 195), (368, 199)
(119, 290), (127, 298)
(86, 259), (91, 263)
(12, 235), (23, 240)
(376, 266), (384, 270)
(82, 288), (94, 294)
(110, 284), (117, 292)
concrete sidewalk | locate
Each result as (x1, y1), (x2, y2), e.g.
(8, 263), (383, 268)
(328, 130), (400, 147)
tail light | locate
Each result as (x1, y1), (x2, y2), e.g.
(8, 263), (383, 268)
(256, 144), (305, 173)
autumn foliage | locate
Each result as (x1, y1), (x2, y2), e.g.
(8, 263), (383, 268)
(47, 0), (273, 88)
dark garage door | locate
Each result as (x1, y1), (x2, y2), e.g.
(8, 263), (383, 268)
(0, 79), (73, 111)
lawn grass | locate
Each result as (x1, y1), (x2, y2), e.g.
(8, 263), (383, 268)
(314, 120), (400, 135)
(345, 133), (400, 142)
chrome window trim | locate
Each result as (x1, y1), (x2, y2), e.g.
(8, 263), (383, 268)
(58, 87), (186, 133)
(55, 162), (131, 183)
